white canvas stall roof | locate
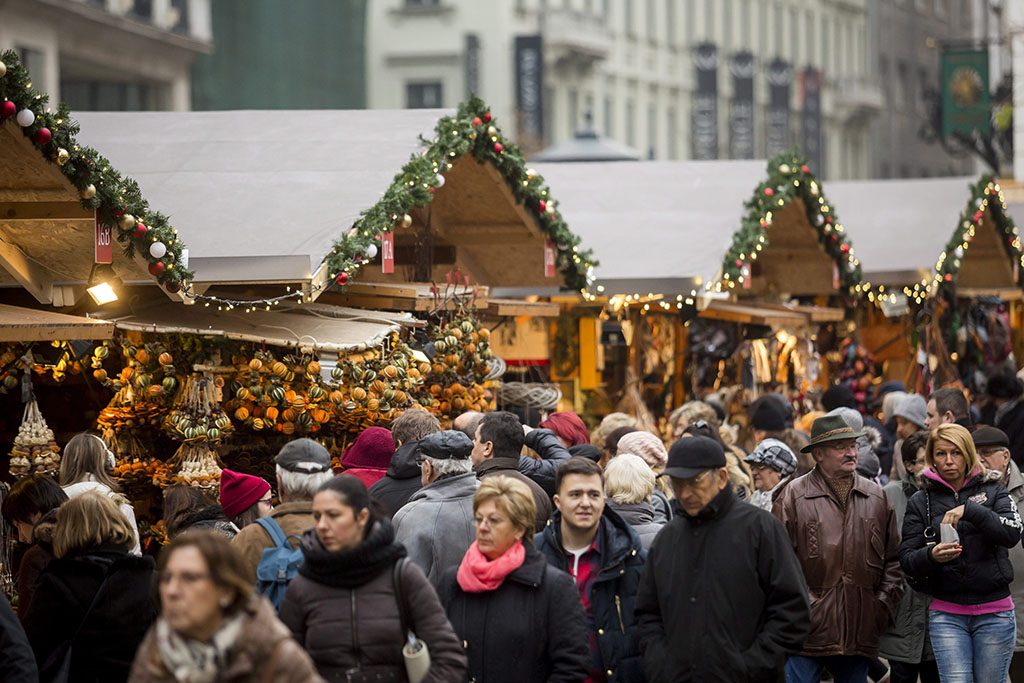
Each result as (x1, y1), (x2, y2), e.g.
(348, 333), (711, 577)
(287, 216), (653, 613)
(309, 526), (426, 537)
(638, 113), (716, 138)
(72, 109), (449, 285)
(95, 303), (417, 353)
(533, 160), (766, 295)
(829, 176), (976, 285)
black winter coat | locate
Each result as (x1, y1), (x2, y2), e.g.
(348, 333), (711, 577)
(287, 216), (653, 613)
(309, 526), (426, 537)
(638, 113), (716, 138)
(0, 593), (37, 681)
(635, 487), (810, 683)
(518, 428), (572, 498)
(22, 547), (156, 683)
(370, 442), (423, 518)
(900, 468), (1023, 605)
(535, 508), (646, 683)
(439, 544), (590, 683)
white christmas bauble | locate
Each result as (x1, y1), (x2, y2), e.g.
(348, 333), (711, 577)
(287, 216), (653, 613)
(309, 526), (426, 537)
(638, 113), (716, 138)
(365, 244), (379, 259)
(954, 247), (964, 258)
(149, 242), (167, 259)
(436, 173), (445, 187)
(0, 61), (6, 77)
(16, 108), (35, 127)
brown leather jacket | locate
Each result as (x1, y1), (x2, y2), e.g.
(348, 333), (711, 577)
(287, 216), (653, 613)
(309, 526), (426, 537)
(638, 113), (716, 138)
(772, 467), (903, 658)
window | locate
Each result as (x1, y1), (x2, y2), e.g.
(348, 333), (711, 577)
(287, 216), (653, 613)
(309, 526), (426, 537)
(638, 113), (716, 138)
(60, 79), (167, 111)
(704, 0), (715, 35)
(806, 10), (815, 67)
(569, 88), (579, 134)
(626, 101), (636, 147)
(604, 95), (614, 137)
(880, 162), (891, 179)
(168, 0), (190, 33)
(625, 0), (635, 35)
(406, 82), (443, 109)
(17, 47), (44, 81)
(647, 102), (657, 159)
(667, 107), (677, 159)
(647, 0), (657, 41)
(879, 57), (889, 104)
(405, 0), (441, 5)
(790, 7), (799, 64)
(935, 0), (948, 18)
(129, 0), (153, 21)
(917, 67), (928, 110)
(897, 62), (910, 109)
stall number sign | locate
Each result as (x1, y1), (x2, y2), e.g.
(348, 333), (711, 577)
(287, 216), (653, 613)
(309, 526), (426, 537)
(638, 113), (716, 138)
(544, 239), (555, 278)
(381, 232), (395, 274)
(95, 216), (113, 264)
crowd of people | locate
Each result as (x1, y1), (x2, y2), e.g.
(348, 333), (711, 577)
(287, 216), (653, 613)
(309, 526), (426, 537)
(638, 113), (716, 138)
(3, 368), (1024, 682)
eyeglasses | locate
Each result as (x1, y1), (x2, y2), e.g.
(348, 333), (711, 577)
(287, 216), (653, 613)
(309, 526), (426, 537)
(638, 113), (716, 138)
(158, 570), (210, 586)
(674, 469), (715, 492)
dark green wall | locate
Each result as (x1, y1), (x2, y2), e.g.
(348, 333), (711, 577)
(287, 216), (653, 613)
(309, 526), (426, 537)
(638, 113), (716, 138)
(191, 0), (366, 110)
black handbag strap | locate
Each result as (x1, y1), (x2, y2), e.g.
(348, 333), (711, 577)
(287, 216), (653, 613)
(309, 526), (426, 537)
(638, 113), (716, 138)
(923, 491), (937, 543)
(393, 557), (410, 639)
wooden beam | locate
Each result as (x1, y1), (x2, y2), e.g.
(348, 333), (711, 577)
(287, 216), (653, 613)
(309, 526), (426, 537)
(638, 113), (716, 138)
(0, 234), (53, 304)
(132, 252), (191, 304)
(0, 201), (95, 221)
(482, 162), (546, 240)
(483, 299), (560, 317)
(307, 261), (330, 303)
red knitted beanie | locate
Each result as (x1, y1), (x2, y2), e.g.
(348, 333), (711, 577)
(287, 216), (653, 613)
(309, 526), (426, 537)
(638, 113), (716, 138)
(219, 468), (271, 519)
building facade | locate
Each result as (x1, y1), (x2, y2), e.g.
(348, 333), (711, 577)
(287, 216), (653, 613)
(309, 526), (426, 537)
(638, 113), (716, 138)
(190, 0), (367, 110)
(873, 0), (977, 179)
(368, 0), (889, 179)
(0, 0), (212, 111)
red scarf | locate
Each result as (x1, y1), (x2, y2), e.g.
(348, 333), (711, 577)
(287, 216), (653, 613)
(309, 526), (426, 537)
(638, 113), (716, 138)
(457, 540), (526, 593)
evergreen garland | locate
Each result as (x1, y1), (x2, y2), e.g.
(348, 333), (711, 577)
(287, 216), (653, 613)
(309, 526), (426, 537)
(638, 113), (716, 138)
(717, 150), (862, 298)
(0, 51), (192, 292)
(322, 96), (597, 292)
(931, 176), (1021, 297)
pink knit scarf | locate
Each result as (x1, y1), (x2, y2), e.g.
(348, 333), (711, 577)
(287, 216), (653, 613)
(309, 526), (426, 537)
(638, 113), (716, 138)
(456, 540), (526, 593)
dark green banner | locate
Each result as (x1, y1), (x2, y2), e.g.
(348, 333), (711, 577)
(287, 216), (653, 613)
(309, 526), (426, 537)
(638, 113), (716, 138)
(941, 47), (990, 139)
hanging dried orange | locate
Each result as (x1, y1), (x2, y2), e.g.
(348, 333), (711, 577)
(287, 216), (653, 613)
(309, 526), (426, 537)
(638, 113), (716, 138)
(158, 352), (173, 366)
(249, 358), (263, 371)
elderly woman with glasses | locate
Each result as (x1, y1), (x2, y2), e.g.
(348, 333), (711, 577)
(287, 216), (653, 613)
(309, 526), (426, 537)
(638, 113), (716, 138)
(130, 531), (321, 683)
(900, 423), (1023, 683)
(743, 438), (798, 511)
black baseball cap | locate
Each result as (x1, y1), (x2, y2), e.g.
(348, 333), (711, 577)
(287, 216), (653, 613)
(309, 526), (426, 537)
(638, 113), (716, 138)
(973, 425), (1010, 450)
(664, 436), (726, 479)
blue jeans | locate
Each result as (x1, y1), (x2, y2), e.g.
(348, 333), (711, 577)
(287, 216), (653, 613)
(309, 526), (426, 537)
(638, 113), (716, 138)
(785, 655), (868, 683)
(929, 609), (1016, 683)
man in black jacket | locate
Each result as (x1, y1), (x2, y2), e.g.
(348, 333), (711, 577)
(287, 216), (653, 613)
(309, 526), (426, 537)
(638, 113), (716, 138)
(537, 457), (646, 683)
(635, 436), (810, 682)
(369, 409), (440, 517)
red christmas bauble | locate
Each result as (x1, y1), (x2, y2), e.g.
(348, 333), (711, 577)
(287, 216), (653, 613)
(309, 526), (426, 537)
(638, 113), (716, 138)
(32, 127), (51, 145)
(735, 259), (743, 268)
(974, 210), (984, 223)
(0, 101), (15, 119)
(472, 116), (481, 126)
(134, 222), (148, 238)
(801, 165), (810, 174)
(944, 273), (953, 282)
(840, 244), (850, 253)
(759, 219), (768, 229)
(494, 143), (504, 153)
(482, 112), (492, 123)
(763, 187), (774, 197)
(335, 271), (350, 286)
(148, 261), (165, 276)
(538, 200), (547, 213)
(113, 208), (125, 218)
(824, 216), (833, 225)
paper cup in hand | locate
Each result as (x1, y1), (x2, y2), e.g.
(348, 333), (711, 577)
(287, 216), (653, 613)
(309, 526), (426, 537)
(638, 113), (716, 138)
(940, 523), (960, 545)
(403, 637), (430, 683)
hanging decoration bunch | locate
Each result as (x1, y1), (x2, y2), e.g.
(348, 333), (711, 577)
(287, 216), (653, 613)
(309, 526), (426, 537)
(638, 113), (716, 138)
(321, 96), (596, 294)
(414, 280), (495, 425)
(328, 332), (423, 430)
(0, 51), (192, 293)
(225, 350), (334, 436)
(8, 399), (60, 478)
(717, 151), (861, 297)
(165, 375), (227, 490)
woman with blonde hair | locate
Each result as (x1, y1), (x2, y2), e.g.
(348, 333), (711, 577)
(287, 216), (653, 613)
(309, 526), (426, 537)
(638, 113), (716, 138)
(440, 475), (589, 682)
(604, 454), (665, 549)
(23, 492), (156, 682)
(60, 433), (141, 554)
(900, 423), (1022, 682)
